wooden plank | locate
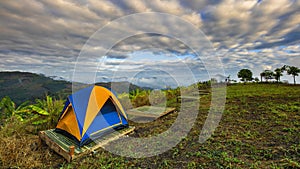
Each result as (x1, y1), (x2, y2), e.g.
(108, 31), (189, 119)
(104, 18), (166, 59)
(177, 96), (200, 103)
(39, 126), (135, 162)
(127, 106), (176, 119)
(39, 131), (72, 162)
(159, 108), (176, 118)
(178, 96), (200, 100)
(127, 111), (159, 118)
(88, 126), (135, 152)
(72, 127), (135, 160)
(198, 90), (210, 94)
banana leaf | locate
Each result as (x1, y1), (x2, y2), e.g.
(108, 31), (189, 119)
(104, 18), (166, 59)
(27, 105), (49, 116)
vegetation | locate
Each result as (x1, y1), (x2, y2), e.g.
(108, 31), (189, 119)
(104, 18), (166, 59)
(0, 71), (72, 105)
(0, 95), (64, 131)
(237, 69), (253, 82)
(274, 68), (283, 82)
(260, 70), (274, 82)
(0, 69), (299, 168)
(0, 83), (299, 168)
(285, 66), (300, 84)
(258, 65), (299, 84)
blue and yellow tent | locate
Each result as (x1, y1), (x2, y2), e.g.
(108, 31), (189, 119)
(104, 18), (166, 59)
(55, 85), (128, 146)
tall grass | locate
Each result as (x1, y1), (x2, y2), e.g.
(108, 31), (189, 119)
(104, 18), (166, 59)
(0, 95), (65, 168)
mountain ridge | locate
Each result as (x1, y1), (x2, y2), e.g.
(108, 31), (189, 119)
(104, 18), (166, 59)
(0, 71), (150, 105)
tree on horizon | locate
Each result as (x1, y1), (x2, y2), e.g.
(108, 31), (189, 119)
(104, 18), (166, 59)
(260, 70), (274, 82)
(225, 75), (231, 84)
(260, 71), (265, 82)
(285, 66), (300, 84)
(237, 69), (253, 82)
(274, 68), (283, 82)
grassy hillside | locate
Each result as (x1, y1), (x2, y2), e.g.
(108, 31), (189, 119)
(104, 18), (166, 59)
(0, 71), (151, 105)
(0, 83), (299, 168)
(0, 72), (72, 104)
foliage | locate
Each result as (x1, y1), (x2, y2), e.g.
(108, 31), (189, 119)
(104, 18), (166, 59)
(197, 81), (211, 89)
(237, 69), (253, 82)
(0, 96), (31, 123)
(0, 95), (64, 130)
(129, 89), (150, 107)
(274, 68), (283, 82)
(225, 75), (231, 84)
(260, 70), (274, 82)
(285, 65), (300, 84)
(29, 96), (64, 129)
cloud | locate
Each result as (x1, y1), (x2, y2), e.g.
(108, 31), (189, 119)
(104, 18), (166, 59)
(0, 0), (299, 86)
(199, 0), (300, 50)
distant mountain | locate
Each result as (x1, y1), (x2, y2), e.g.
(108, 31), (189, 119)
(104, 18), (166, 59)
(0, 71), (151, 105)
(0, 71), (73, 104)
(95, 81), (152, 94)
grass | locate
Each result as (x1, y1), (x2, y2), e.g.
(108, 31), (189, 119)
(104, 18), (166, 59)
(0, 83), (299, 168)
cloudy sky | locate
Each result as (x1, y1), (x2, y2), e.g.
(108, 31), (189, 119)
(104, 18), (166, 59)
(0, 0), (299, 88)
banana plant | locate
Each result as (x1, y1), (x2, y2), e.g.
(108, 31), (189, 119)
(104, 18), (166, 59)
(129, 88), (140, 100)
(0, 96), (64, 127)
(0, 96), (30, 122)
(28, 95), (64, 126)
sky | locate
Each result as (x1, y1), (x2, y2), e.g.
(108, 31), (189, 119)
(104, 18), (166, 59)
(0, 0), (299, 88)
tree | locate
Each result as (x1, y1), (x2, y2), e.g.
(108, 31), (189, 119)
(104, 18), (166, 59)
(254, 77), (260, 83)
(237, 69), (253, 82)
(281, 65), (288, 71)
(261, 70), (274, 82)
(286, 66), (300, 84)
(225, 75), (231, 84)
(274, 68), (283, 82)
(260, 71), (265, 82)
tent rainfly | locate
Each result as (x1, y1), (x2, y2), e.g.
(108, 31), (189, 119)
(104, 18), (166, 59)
(55, 85), (128, 146)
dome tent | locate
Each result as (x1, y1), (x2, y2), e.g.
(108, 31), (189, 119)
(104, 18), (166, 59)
(55, 85), (128, 146)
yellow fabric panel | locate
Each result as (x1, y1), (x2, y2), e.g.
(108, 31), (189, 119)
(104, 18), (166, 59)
(110, 94), (128, 119)
(81, 86), (110, 137)
(58, 102), (70, 121)
(56, 105), (81, 141)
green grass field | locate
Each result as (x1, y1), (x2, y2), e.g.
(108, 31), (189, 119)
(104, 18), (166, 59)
(0, 83), (299, 168)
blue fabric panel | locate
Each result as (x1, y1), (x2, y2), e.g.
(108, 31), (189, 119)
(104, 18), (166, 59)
(84, 111), (122, 137)
(81, 98), (129, 143)
(63, 99), (70, 112)
(81, 133), (90, 144)
(69, 85), (94, 135)
(120, 115), (128, 125)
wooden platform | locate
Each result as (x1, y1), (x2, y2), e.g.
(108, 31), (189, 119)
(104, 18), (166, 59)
(39, 126), (135, 162)
(127, 106), (176, 122)
(177, 90), (210, 102)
